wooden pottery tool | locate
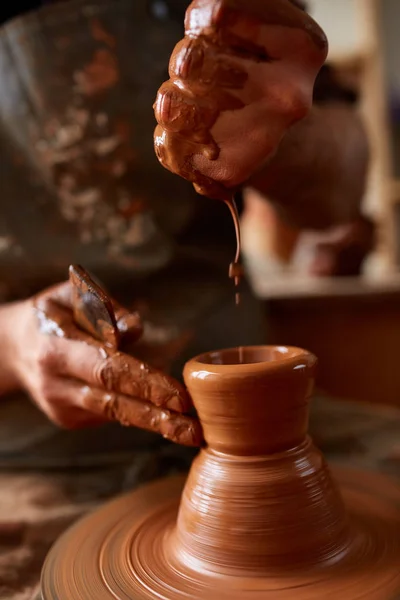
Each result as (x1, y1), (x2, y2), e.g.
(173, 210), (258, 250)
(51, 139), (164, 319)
(69, 264), (120, 350)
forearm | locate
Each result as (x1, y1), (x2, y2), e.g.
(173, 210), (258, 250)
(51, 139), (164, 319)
(248, 104), (370, 230)
(0, 302), (22, 396)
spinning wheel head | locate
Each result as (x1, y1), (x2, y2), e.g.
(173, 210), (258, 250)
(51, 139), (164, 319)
(40, 469), (400, 600)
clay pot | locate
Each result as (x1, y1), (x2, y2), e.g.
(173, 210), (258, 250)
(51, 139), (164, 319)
(170, 346), (350, 574)
(40, 345), (400, 599)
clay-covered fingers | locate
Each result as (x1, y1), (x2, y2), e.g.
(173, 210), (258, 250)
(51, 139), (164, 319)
(51, 337), (191, 413)
(167, 37), (246, 91)
(29, 279), (201, 445)
(30, 376), (202, 445)
(154, 0), (328, 197)
(154, 38), (245, 153)
(79, 387), (203, 447)
(32, 317), (200, 443)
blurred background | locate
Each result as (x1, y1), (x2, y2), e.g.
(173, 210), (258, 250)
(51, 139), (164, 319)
(241, 0), (400, 409)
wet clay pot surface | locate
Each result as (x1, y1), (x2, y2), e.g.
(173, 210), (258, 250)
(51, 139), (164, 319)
(40, 346), (400, 599)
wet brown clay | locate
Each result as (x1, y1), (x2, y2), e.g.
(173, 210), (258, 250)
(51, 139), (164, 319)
(40, 345), (400, 599)
(173, 346), (350, 573)
(225, 195), (243, 302)
(153, 0), (327, 298)
(153, 0), (328, 201)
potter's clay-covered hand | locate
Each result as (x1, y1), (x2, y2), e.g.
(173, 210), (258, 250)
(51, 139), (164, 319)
(1, 282), (202, 447)
(154, 0), (328, 200)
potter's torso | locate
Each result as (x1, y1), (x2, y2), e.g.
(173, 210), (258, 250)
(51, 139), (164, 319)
(0, 0), (244, 349)
(0, 0), (266, 465)
(0, 0), (236, 301)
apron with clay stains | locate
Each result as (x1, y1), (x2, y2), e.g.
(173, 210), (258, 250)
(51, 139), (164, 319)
(0, 0), (265, 468)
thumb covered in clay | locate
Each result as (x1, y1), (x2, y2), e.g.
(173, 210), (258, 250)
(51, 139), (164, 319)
(154, 0), (328, 200)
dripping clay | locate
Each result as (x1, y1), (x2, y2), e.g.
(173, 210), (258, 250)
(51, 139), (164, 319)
(153, 0), (328, 295)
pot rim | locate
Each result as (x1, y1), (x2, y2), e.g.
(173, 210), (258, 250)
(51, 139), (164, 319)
(184, 345), (317, 376)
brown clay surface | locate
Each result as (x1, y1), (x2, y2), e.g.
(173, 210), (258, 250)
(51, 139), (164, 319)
(41, 346), (400, 599)
(40, 468), (400, 599)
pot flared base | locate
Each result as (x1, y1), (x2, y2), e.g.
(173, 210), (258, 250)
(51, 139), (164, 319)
(40, 467), (400, 600)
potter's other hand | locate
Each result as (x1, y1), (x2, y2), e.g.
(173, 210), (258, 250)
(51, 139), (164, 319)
(154, 0), (328, 200)
(2, 282), (202, 447)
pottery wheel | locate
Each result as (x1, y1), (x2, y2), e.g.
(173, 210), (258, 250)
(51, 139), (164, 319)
(41, 467), (400, 600)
